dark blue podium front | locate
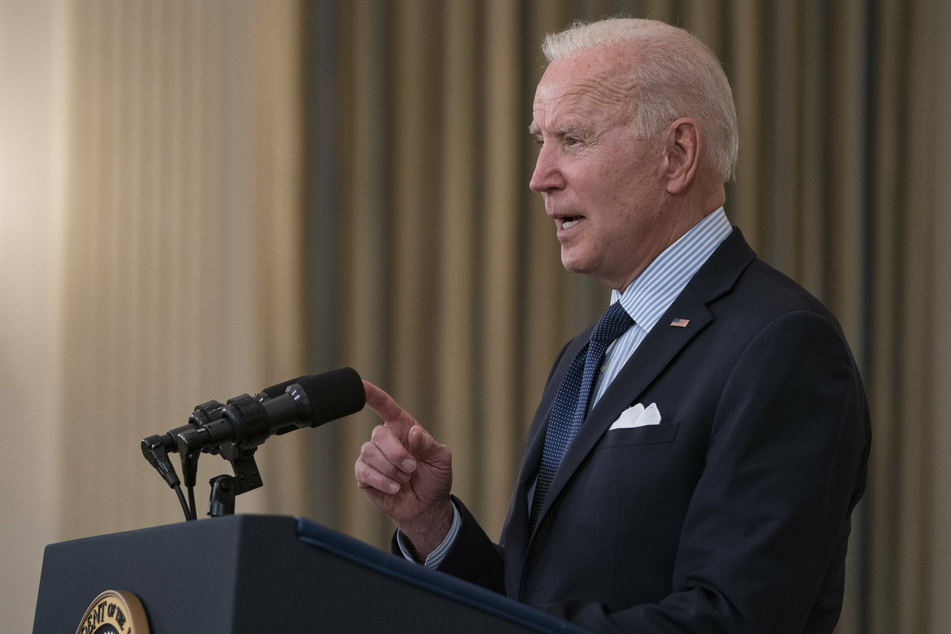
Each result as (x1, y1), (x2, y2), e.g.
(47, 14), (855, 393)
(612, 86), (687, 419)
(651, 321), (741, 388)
(33, 514), (587, 633)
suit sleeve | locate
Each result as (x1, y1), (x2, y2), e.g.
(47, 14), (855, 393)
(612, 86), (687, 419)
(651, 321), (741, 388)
(434, 496), (508, 592)
(540, 310), (870, 632)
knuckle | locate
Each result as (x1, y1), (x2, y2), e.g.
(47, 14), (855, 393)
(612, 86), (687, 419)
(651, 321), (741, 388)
(370, 425), (388, 443)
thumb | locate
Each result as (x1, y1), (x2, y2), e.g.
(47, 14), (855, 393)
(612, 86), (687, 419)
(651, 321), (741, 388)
(407, 424), (445, 463)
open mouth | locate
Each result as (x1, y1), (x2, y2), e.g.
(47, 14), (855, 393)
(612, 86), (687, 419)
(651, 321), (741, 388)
(560, 217), (582, 230)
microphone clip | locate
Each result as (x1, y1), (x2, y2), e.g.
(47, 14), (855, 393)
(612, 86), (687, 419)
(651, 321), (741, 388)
(180, 394), (269, 511)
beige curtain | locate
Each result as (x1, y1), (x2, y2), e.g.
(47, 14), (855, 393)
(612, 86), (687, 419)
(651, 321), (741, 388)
(1, 3), (307, 629)
(56, 0), (307, 534)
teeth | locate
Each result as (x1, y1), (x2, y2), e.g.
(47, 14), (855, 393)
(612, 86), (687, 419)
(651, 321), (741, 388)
(562, 218), (580, 229)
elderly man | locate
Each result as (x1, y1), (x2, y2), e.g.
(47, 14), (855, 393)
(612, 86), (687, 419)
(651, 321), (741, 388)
(355, 18), (870, 633)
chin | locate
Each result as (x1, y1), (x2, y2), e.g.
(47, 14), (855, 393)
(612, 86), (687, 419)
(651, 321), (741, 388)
(560, 254), (591, 276)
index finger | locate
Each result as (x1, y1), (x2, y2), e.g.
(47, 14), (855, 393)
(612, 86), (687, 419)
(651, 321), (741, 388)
(363, 380), (417, 437)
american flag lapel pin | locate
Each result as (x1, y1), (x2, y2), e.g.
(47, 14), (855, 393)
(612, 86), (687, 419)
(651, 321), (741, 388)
(670, 318), (690, 328)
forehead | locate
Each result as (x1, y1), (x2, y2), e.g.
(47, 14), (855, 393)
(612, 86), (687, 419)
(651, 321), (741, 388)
(532, 46), (636, 130)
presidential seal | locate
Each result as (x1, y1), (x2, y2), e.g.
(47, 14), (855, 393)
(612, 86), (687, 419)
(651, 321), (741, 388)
(75, 589), (149, 634)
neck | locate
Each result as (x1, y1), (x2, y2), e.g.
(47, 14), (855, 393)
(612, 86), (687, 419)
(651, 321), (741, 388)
(611, 188), (726, 293)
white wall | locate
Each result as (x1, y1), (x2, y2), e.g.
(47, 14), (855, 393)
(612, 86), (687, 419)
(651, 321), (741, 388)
(0, 1), (67, 631)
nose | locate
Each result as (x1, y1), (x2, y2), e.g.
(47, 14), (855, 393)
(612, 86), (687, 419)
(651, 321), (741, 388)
(529, 144), (565, 193)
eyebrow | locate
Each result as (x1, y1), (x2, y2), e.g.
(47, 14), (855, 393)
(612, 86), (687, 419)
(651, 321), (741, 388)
(527, 122), (587, 137)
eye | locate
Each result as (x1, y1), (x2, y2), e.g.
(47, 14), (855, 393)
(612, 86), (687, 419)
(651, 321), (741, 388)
(566, 137), (580, 147)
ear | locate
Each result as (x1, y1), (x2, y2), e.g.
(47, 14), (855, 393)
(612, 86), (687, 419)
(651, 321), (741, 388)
(662, 118), (701, 195)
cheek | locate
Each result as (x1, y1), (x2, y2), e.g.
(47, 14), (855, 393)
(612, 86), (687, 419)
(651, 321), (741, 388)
(598, 177), (643, 224)
(610, 163), (666, 214)
(599, 155), (648, 198)
(579, 164), (630, 208)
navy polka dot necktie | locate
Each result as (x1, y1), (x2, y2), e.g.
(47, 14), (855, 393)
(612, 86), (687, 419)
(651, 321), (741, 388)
(529, 301), (634, 532)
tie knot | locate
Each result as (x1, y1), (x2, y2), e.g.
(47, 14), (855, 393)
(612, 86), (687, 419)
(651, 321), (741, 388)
(591, 301), (634, 344)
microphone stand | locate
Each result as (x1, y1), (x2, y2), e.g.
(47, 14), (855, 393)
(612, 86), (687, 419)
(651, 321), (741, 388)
(207, 475), (236, 516)
(204, 440), (264, 517)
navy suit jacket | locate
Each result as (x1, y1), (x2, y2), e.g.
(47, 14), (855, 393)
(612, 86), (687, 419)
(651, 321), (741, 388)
(434, 229), (871, 633)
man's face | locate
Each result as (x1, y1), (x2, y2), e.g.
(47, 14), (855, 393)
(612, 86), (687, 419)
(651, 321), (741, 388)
(530, 46), (671, 291)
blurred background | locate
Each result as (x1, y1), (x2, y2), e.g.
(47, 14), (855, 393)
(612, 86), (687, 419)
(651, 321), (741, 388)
(1, 0), (948, 632)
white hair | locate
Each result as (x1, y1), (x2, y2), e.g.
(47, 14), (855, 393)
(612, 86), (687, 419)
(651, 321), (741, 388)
(542, 18), (739, 182)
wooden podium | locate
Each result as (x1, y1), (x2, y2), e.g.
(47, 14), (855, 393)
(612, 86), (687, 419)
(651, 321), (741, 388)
(33, 515), (586, 633)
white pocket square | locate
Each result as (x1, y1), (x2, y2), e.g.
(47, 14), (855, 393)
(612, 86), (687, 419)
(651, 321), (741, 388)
(608, 403), (662, 430)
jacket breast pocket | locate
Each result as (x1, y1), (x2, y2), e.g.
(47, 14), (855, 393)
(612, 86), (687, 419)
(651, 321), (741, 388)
(598, 423), (680, 448)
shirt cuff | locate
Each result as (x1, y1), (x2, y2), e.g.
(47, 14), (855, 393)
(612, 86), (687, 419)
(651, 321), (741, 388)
(396, 500), (461, 570)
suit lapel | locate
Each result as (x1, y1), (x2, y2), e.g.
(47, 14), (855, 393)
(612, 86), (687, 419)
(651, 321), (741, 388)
(526, 229), (757, 539)
(501, 333), (589, 592)
(535, 287), (712, 528)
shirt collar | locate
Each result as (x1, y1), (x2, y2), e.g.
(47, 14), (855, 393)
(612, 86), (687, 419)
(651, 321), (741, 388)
(612, 207), (732, 332)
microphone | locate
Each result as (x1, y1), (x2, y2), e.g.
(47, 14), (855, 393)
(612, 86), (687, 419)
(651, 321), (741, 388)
(174, 367), (366, 455)
(142, 368), (365, 519)
(141, 368), (365, 481)
(141, 377), (292, 467)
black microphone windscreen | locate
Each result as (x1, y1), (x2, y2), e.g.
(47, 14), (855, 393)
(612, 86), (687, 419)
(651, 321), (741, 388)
(296, 367), (366, 427)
